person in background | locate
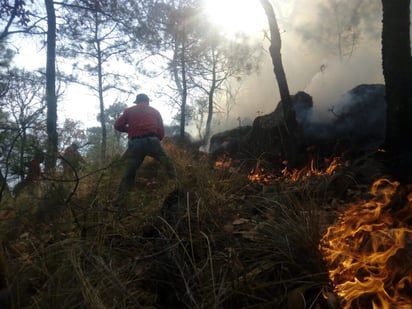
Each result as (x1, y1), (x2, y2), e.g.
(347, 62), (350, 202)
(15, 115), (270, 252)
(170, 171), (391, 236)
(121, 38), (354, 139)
(12, 149), (44, 197)
(114, 93), (176, 193)
(26, 149), (44, 182)
(62, 142), (84, 178)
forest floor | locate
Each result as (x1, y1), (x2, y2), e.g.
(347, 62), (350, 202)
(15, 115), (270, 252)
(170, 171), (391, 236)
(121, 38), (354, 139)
(1, 140), (411, 308)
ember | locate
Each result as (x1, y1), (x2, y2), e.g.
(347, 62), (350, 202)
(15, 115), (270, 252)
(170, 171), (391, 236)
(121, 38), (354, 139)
(320, 178), (412, 308)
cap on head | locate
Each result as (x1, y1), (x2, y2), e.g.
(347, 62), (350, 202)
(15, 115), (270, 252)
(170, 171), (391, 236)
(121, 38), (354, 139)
(134, 93), (150, 104)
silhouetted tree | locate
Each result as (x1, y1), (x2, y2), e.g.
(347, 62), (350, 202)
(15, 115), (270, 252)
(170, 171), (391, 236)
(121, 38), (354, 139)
(381, 0), (412, 152)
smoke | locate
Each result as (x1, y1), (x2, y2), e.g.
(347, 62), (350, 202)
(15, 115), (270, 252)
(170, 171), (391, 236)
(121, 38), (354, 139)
(304, 45), (384, 124)
(226, 0), (385, 131)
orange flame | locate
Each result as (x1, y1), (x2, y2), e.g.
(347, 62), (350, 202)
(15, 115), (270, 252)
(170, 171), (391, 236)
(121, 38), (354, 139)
(247, 160), (277, 184)
(320, 178), (412, 308)
(248, 157), (341, 184)
(214, 155), (233, 169)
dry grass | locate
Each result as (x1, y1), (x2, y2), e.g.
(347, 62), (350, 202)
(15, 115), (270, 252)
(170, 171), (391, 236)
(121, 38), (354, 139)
(0, 145), (388, 308)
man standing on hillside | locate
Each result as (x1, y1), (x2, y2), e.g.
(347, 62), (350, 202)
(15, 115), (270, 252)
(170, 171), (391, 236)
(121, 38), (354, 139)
(62, 142), (83, 178)
(114, 93), (176, 193)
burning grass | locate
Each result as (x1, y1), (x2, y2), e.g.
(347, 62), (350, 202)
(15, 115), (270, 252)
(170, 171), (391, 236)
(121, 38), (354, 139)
(321, 178), (412, 308)
(0, 145), (411, 308)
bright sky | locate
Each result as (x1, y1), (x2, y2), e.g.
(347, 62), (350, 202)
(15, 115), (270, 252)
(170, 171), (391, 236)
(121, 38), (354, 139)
(204, 0), (267, 38)
(11, 0), (269, 129)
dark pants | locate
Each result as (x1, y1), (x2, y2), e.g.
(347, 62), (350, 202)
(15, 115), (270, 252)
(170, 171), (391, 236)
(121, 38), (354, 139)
(119, 137), (175, 192)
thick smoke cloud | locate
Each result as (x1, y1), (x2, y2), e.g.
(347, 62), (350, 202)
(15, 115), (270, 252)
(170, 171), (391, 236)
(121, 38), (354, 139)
(225, 0), (385, 132)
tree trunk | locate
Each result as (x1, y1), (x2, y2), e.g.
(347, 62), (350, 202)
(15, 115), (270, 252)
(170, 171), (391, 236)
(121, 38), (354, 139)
(381, 0), (412, 152)
(258, 0), (303, 167)
(204, 54), (217, 144)
(260, 0), (294, 122)
(44, 0), (58, 171)
(92, 5), (107, 164)
(96, 37), (107, 163)
(180, 44), (188, 139)
(0, 169), (10, 202)
(18, 128), (27, 181)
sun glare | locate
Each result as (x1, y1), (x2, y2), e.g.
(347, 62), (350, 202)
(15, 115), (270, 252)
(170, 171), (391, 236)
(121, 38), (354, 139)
(204, 0), (267, 37)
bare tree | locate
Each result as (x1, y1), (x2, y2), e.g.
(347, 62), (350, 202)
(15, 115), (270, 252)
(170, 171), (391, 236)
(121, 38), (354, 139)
(44, 0), (58, 171)
(162, 3), (197, 140)
(259, 0), (302, 166)
(58, 0), (139, 163)
(0, 69), (47, 187)
(260, 0), (293, 120)
(171, 10), (190, 139)
(189, 21), (261, 143)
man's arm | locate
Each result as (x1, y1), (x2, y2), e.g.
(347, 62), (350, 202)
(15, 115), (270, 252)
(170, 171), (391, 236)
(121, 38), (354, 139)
(156, 111), (165, 140)
(114, 112), (128, 133)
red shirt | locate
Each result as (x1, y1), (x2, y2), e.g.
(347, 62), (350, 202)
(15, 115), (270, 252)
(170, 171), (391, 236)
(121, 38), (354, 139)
(26, 159), (42, 181)
(114, 102), (165, 140)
